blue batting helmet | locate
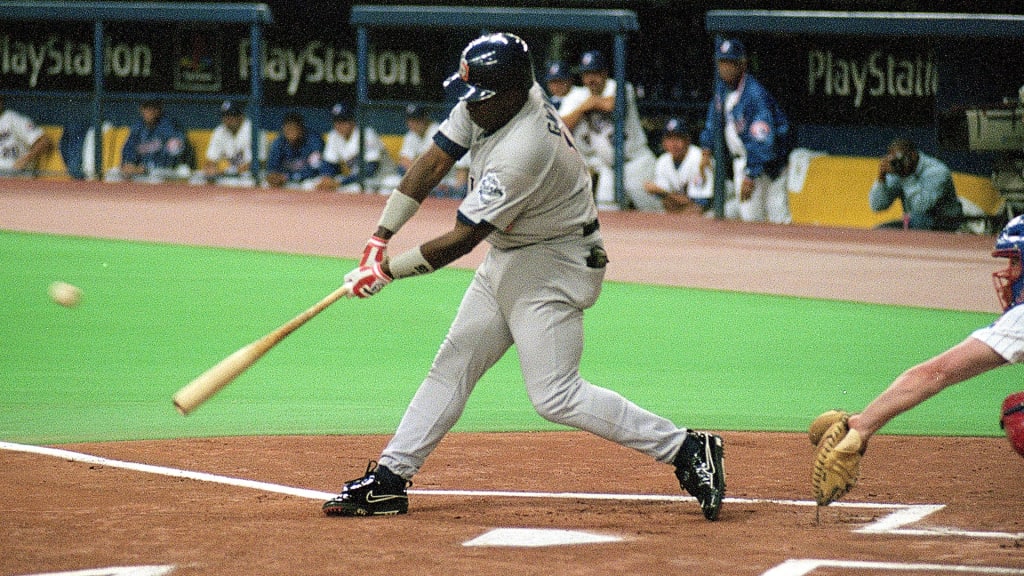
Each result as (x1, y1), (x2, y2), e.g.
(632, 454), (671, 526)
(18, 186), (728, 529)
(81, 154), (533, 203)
(444, 32), (535, 102)
(993, 215), (1024, 311)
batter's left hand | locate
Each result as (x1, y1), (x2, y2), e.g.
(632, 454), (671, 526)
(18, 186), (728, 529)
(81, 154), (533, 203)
(344, 263), (392, 298)
(359, 236), (388, 268)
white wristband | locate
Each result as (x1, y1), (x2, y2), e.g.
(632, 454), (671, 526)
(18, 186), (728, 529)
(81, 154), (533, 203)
(377, 190), (420, 234)
(388, 246), (434, 279)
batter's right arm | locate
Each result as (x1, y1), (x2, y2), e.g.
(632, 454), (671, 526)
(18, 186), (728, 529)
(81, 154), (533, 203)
(396, 145), (455, 203)
(373, 145), (457, 241)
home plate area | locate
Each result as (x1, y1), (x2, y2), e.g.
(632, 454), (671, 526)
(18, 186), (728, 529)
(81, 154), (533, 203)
(3, 433), (1022, 576)
(462, 527), (624, 547)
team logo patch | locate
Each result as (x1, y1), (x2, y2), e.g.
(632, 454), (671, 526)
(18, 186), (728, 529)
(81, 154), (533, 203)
(166, 137), (184, 155)
(749, 120), (772, 142)
(477, 171), (505, 204)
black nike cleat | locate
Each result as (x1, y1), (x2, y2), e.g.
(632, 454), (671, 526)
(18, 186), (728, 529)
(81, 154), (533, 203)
(673, 431), (725, 521)
(323, 461), (410, 517)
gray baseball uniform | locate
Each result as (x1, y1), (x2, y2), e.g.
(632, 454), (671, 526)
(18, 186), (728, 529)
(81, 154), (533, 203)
(377, 84), (687, 480)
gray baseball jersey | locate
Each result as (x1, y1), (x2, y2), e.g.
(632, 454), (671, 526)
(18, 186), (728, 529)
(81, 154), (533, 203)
(378, 84), (688, 479)
(440, 84), (596, 249)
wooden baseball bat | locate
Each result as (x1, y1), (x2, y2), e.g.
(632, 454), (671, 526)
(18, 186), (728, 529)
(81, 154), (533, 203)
(173, 283), (351, 415)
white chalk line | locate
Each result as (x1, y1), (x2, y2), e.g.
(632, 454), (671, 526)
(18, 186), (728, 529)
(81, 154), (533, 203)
(12, 567), (175, 576)
(4, 441), (1022, 542)
(761, 559), (1024, 576)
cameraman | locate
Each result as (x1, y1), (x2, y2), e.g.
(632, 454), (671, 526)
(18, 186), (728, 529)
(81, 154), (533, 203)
(869, 138), (963, 232)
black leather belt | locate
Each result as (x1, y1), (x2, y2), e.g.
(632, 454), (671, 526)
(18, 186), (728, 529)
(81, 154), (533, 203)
(582, 219), (600, 236)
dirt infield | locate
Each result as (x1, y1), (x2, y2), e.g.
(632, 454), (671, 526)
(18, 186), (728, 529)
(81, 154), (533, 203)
(1, 181), (1022, 576)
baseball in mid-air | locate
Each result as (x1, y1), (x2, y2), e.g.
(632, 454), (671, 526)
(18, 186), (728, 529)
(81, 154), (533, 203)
(49, 281), (82, 308)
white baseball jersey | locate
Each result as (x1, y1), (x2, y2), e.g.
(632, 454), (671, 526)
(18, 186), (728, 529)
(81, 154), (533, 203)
(0, 109), (45, 171)
(972, 304), (1024, 364)
(558, 78), (650, 162)
(399, 121), (440, 162)
(436, 83), (596, 250)
(323, 125), (384, 168)
(205, 119), (266, 168)
(653, 145), (712, 200)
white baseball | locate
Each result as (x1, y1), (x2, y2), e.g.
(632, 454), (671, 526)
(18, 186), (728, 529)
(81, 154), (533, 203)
(49, 281), (82, 308)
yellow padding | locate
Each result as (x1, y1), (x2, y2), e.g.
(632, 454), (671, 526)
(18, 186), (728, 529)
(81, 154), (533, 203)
(953, 172), (1004, 216)
(103, 126), (131, 172)
(789, 155), (1003, 229)
(38, 125), (69, 179)
(380, 134), (403, 163)
(789, 155), (902, 228)
(187, 129), (213, 168)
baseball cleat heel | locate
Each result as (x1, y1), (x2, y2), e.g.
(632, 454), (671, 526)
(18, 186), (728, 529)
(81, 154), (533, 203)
(323, 461), (410, 517)
(674, 431), (726, 521)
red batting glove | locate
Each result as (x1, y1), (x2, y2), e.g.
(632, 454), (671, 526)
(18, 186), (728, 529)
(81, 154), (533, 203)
(344, 262), (392, 298)
(360, 236), (388, 267)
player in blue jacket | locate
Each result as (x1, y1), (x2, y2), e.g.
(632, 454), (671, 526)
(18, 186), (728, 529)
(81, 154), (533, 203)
(118, 99), (191, 181)
(265, 112), (322, 188)
(700, 39), (792, 223)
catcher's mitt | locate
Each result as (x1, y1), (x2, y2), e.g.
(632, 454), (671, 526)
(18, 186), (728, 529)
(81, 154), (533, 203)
(811, 412), (865, 506)
(808, 409), (848, 446)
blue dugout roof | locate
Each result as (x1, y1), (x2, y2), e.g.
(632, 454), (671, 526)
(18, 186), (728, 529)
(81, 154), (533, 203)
(0, 1), (272, 23)
(349, 4), (639, 204)
(706, 10), (1024, 38)
(350, 5), (638, 32)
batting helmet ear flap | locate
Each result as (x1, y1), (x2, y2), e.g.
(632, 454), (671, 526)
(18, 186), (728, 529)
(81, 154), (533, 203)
(1000, 391), (1024, 458)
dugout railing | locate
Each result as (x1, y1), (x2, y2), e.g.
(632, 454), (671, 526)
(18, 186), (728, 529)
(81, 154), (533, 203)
(0, 1), (272, 181)
(349, 5), (639, 207)
(704, 9), (1024, 220)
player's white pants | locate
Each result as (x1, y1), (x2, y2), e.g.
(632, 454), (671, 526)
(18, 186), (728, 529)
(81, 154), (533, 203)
(591, 150), (657, 210)
(378, 233), (688, 479)
(732, 168), (791, 224)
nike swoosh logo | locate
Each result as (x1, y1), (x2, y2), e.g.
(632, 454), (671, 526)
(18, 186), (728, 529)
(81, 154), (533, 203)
(365, 491), (407, 504)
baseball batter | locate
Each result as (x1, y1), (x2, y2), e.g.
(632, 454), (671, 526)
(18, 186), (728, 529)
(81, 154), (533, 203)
(323, 33), (725, 520)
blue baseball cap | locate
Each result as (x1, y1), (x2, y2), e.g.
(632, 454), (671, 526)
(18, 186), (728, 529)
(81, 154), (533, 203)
(543, 61), (571, 82)
(663, 117), (689, 137)
(715, 38), (746, 61)
(577, 50), (607, 73)
(404, 104), (427, 119)
(220, 100), (244, 116)
(330, 102), (354, 121)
